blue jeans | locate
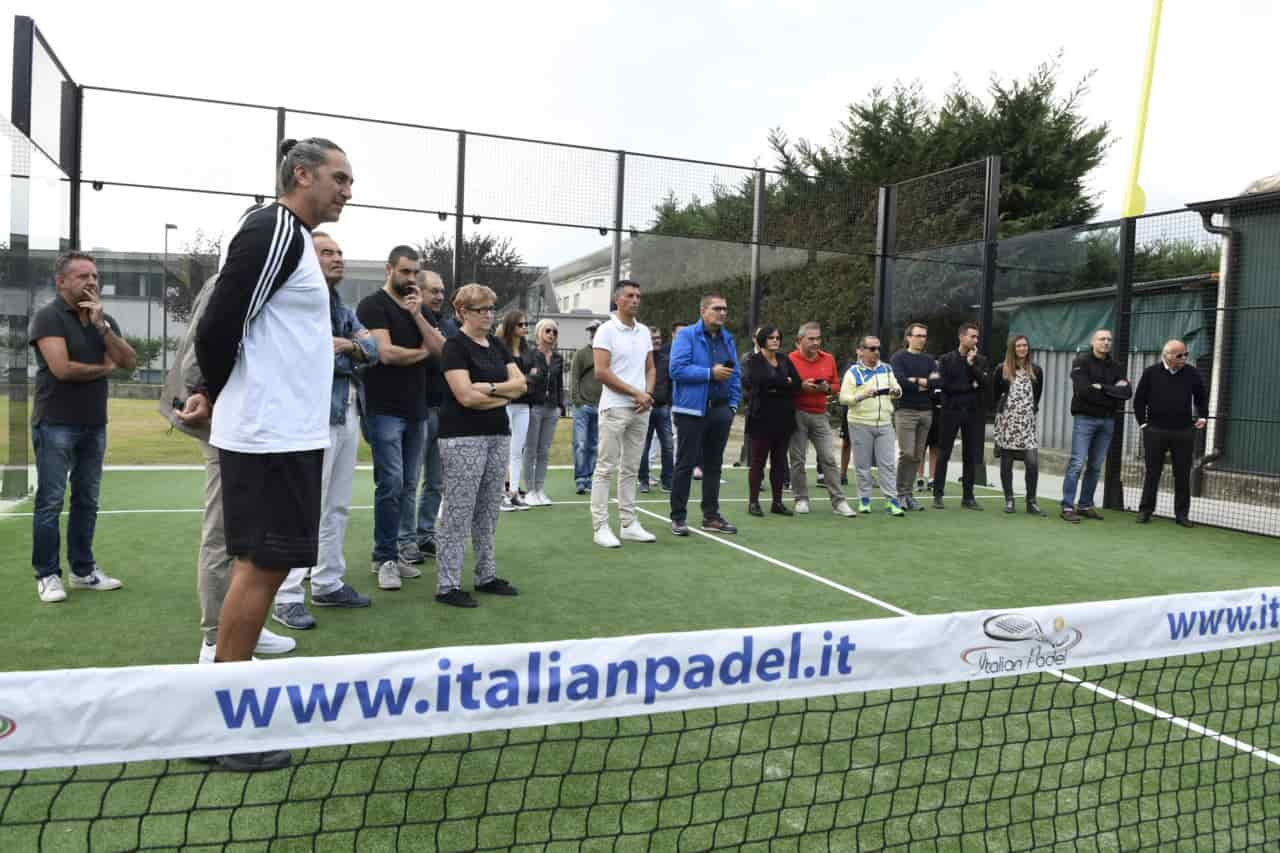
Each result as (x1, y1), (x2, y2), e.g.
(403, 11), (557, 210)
(409, 407), (443, 546)
(572, 404), (599, 490)
(639, 405), (673, 489)
(1061, 415), (1115, 510)
(31, 422), (106, 579)
(362, 414), (426, 562)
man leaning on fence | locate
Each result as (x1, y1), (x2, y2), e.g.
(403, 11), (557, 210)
(1061, 329), (1130, 524)
(29, 251), (137, 603)
(1133, 339), (1207, 528)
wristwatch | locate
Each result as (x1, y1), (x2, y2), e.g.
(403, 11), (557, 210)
(488, 382), (497, 396)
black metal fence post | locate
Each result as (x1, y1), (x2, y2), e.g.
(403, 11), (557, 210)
(610, 151), (625, 289)
(748, 169), (766, 335)
(872, 184), (896, 346)
(1104, 216), (1136, 511)
(61, 80), (82, 249)
(975, 155), (1001, 487)
(453, 131), (466, 291)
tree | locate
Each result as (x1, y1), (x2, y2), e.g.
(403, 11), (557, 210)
(769, 55), (1111, 237)
(165, 230), (221, 325)
(418, 232), (543, 310)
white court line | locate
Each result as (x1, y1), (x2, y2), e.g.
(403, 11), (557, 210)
(631, 504), (1280, 768)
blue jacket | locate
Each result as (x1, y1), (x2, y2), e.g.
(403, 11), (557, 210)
(668, 319), (741, 416)
(330, 290), (380, 425)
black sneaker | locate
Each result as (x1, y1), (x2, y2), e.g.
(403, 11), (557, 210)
(575, 485), (588, 495)
(435, 588), (478, 608)
(670, 519), (690, 537)
(840, 474), (849, 486)
(1027, 500), (1047, 517)
(208, 750), (291, 772)
(476, 578), (519, 596)
(770, 503), (794, 517)
(932, 496), (945, 510)
(701, 516), (738, 535)
(748, 502), (764, 517)
(1136, 511), (1152, 524)
(312, 583), (372, 608)
(417, 539), (437, 558)
(961, 499), (984, 511)
(639, 482), (651, 493)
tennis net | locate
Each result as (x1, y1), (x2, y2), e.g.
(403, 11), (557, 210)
(3, 587), (1279, 851)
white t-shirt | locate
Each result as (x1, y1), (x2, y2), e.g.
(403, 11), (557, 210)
(207, 205), (332, 453)
(592, 314), (652, 412)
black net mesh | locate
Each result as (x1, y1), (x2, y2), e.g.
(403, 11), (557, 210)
(4, 642), (1278, 851)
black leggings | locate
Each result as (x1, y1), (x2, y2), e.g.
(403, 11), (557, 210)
(999, 449), (1040, 501)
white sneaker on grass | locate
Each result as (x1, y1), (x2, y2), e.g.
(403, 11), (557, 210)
(620, 521), (656, 542)
(37, 575), (67, 603)
(255, 627), (298, 655)
(795, 498), (811, 515)
(833, 499), (856, 518)
(376, 560), (402, 590)
(593, 527), (622, 548)
(69, 568), (123, 591)
(197, 643), (259, 664)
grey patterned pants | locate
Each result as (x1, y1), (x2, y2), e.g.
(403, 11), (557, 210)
(436, 434), (509, 595)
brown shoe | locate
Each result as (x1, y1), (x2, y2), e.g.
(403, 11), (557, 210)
(1061, 508), (1082, 524)
(1078, 507), (1104, 520)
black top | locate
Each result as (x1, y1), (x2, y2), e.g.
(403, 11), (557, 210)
(422, 308), (459, 407)
(521, 348), (565, 408)
(937, 349), (990, 411)
(28, 297), (122, 426)
(743, 352), (801, 435)
(889, 350), (940, 411)
(1069, 352), (1129, 417)
(993, 364), (1045, 412)
(439, 333), (515, 438)
(357, 289), (428, 420)
(1133, 362), (1208, 430)
(651, 344), (672, 407)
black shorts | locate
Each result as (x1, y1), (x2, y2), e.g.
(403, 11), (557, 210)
(219, 448), (323, 571)
(926, 408), (942, 448)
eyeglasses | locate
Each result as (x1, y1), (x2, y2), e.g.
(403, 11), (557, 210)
(707, 306), (728, 313)
(864, 346), (880, 351)
(467, 305), (497, 315)
(1172, 352), (1189, 359)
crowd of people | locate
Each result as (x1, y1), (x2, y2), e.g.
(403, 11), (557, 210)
(26, 138), (1210, 769)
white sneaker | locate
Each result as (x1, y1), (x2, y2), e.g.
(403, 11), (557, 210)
(593, 526), (622, 548)
(535, 490), (554, 507)
(795, 498), (811, 515)
(500, 495), (519, 512)
(197, 644), (259, 664)
(37, 575), (67, 603)
(254, 627), (297, 655)
(523, 490), (542, 507)
(376, 560), (402, 590)
(620, 521), (656, 542)
(833, 499), (856, 518)
(396, 559), (423, 579)
(68, 568), (123, 591)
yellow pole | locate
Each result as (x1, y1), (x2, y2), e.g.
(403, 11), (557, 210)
(1121, 0), (1164, 217)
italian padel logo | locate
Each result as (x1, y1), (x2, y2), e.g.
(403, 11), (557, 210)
(0, 715), (16, 740)
(961, 613), (1083, 675)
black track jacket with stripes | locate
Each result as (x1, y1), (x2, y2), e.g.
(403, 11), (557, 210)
(196, 203), (307, 403)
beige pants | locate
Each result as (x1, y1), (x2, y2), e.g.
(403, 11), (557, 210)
(198, 440), (231, 646)
(590, 406), (649, 530)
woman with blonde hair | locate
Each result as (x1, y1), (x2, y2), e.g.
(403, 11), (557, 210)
(993, 334), (1045, 516)
(520, 318), (564, 505)
(435, 284), (526, 607)
(495, 310), (531, 511)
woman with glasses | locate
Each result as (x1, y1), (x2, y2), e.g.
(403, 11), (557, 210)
(435, 285), (525, 608)
(993, 334), (1046, 516)
(520, 319), (564, 506)
(496, 310), (531, 511)
(742, 325), (800, 517)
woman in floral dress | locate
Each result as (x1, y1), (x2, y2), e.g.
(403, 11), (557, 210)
(994, 335), (1046, 516)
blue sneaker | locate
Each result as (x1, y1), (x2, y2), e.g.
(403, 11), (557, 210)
(312, 584), (371, 608)
(858, 498), (871, 514)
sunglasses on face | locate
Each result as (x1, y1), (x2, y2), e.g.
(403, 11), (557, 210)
(1172, 352), (1189, 359)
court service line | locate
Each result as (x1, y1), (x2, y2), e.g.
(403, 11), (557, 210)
(631, 505), (1280, 768)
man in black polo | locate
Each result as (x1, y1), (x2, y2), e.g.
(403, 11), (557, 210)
(1133, 339), (1208, 527)
(29, 251), (137, 603)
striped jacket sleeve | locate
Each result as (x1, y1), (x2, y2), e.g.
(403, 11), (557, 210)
(195, 205), (303, 402)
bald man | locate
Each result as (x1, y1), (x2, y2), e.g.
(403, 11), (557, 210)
(1132, 339), (1207, 527)
(1061, 329), (1130, 523)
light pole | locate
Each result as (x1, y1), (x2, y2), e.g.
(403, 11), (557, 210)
(162, 223), (177, 376)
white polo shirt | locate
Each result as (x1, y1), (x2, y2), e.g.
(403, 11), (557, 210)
(593, 313), (652, 412)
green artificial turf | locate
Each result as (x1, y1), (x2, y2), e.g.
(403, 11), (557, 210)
(2, 468), (1278, 851)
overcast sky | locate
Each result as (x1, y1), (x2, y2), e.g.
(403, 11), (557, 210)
(4, 0), (1278, 269)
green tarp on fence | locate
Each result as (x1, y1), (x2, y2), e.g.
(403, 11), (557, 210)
(1007, 289), (1207, 352)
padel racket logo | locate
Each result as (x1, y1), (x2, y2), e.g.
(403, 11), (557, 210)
(0, 715), (16, 740)
(961, 613), (1083, 674)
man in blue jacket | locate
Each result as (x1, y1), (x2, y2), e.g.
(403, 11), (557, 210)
(668, 293), (741, 536)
